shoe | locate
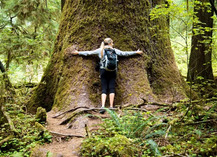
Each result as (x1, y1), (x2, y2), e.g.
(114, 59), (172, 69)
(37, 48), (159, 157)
(99, 107), (105, 114)
(109, 107), (114, 110)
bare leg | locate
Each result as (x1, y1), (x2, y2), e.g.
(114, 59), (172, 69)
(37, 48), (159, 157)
(101, 94), (107, 107)
(109, 93), (115, 108)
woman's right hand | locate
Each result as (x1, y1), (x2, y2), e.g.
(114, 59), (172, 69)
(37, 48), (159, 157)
(71, 50), (79, 55)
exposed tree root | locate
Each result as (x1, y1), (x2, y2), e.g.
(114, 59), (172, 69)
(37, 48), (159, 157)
(54, 98), (213, 126)
(57, 106), (157, 126)
(52, 106), (89, 118)
(139, 97), (217, 108)
(122, 99), (173, 109)
(124, 108), (148, 112)
(55, 99), (171, 126)
(59, 108), (100, 125)
(54, 99), (174, 126)
(49, 131), (84, 138)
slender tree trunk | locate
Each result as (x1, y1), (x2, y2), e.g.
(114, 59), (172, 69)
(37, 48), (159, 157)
(209, 0), (217, 16)
(5, 51), (12, 71)
(0, 61), (14, 124)
(28, 0), (188, 112)
(45, 0), (47, 8)
(187, 0), (214, 83)
(0, 83), (6, 125)
(0, 60), (13, 91)
(0, 60), (6, 73)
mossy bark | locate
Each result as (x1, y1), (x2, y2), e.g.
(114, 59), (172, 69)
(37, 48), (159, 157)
(187, 0), (214, 83)
(28, 0), (188, 112)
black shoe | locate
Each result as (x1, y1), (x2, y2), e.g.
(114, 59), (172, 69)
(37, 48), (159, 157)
(99, 107), (105, 114)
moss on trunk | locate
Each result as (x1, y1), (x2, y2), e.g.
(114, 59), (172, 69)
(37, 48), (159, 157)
(28, 0), (188, 112)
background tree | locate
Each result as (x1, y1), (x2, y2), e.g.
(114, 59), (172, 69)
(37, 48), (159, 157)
(28, 0), (189, 112)
(0, 0), (60, 84)
(187, 0), (214, 83)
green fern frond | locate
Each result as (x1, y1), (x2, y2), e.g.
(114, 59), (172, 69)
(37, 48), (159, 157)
(147, 139), (161, 156)
(146, 123), (168, 134)
(145, 130), (166, 139)
(105, 108), (121, 127)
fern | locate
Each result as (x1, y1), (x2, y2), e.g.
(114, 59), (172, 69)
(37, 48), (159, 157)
(147, 139), (161, 156)
(105, 108), (120, 127)
(131, 116), (158, 138)
(145, 123), (168, 134)
(145, 130), (166, 139)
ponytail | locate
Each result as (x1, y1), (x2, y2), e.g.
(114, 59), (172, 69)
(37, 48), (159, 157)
(100, 38), (113, 58)
(100, 41), (105, 58)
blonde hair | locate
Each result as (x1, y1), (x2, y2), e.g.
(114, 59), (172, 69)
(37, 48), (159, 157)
(104, 38), (113, 45)
(100, 38), (113, 58)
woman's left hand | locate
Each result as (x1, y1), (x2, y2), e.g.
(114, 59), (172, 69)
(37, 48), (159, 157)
(136, 49), (143, 55)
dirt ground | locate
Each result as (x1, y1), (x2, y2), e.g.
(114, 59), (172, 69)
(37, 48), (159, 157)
(36, 104), (161, 157)
(41, 109), (108, 157)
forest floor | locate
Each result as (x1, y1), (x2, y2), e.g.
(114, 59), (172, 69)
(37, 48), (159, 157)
(43, 109), (113, 157)
(42, 105), (161, 157)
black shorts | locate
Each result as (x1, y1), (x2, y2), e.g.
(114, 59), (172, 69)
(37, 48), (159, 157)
(100, 69), (116, 94)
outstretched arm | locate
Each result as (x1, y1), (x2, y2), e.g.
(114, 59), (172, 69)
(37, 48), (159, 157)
(115, 49), (143, 56)
(71, 48), (101, 56)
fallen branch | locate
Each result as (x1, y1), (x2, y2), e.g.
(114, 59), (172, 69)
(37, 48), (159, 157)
(1, 103), (19, 136)
(183, 119), (216, 126)
(49, 131), (84, 138)
(0, 135), (14, 147)
(165, 125), (171, 139)
(140, 99), (171, 107)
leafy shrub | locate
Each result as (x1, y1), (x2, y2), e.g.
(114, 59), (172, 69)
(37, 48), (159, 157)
(81, 134), (136, 157)
(80, 109), (167, 156)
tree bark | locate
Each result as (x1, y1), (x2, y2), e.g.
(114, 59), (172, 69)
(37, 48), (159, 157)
(61, 0), (65, 11)
(28, 0), (188, 112)
(0, 60), (14, 91)
(209, 0), (217, 16)
(187, 0), (214, 83)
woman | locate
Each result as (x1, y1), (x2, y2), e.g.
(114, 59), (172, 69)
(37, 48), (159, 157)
(71, 38), (143, 113)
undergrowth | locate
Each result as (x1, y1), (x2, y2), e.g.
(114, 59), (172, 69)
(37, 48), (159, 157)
(0, 100), (52, 156)
(81, 109), (167, 156)
(81, 101), (217, 157)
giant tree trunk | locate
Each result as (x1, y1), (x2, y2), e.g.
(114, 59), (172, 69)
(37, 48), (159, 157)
(61, 0), (65, 11)
(187, 0), (214, 83)
(28, 0), (188, 112)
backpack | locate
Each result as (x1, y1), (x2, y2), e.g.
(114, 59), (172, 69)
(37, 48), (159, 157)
(103, 48), (118, 71)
